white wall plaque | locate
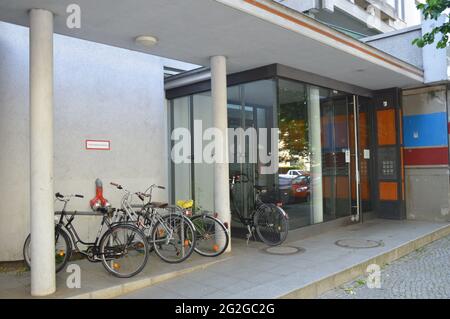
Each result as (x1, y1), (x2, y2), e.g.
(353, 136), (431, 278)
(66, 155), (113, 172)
(85, 140), (110, 151)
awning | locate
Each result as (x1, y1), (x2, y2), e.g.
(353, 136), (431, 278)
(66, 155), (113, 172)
(0, 0), (424, 90)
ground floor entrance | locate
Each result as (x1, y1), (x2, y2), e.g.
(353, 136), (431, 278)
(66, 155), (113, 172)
(168, 66), (376, 233)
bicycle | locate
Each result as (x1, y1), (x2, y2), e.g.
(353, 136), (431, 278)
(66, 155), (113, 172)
(111, 183), (197, 264)
(177, 200), (230, 258)
(23, 192), (149, 278)
(230, 173), (289, 246)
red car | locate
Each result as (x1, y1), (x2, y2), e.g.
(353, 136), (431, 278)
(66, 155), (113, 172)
(291, 175), (311, 202)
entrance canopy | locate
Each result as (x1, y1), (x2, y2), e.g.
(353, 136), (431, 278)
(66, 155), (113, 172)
(0, 0), (423, 90)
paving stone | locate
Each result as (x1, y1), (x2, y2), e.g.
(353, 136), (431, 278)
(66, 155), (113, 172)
(320, 235), (450, 299)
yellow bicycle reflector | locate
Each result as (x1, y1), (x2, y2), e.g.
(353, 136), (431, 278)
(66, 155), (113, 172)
(58, 250), (65, 257)
(184, 240), (191, 247)
(113, 263), (121, 270)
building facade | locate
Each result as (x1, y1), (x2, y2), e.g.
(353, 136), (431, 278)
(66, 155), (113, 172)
(0, 0), (448, 296)
(275, 0), (421, 37)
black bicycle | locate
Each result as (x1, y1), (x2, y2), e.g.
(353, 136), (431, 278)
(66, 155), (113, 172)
(23, 192), (149, 278)
(230, 173), (289, 246)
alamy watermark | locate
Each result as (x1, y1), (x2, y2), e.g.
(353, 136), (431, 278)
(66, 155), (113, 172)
(66, 4), (81, 29)
(366, 264), (382, 289)
(171, 121), (279, 175)
(66, 264), (81, 289)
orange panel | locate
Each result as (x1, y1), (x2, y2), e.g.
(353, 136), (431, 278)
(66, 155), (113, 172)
(323, 176), (331, 199)
(361, 178), (370, 201)
(359, 112), (369, 149)
(377, 109), (397, 145)
(336, 176), (349, 199)
(399, 109), (405, 201)
(379, 182), (398, 201)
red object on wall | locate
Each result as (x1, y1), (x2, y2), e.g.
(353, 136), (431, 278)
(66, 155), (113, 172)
(90, 178), (110, 210)
(403, 147), (449, 166)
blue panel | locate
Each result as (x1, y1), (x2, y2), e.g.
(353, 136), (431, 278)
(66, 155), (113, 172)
(403, 112), (448, 147)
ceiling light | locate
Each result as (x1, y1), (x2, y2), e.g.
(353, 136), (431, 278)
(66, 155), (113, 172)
(135, 35), (158, 48)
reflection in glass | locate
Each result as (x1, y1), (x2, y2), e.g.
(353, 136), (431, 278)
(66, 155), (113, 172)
(193, 91), (214, 212)
(172, 96), (192, 203)
(277, 79), (314, 229)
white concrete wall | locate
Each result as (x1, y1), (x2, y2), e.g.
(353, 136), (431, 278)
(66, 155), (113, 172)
(363, 27), (423, 69)
(0, 21), (168, 261)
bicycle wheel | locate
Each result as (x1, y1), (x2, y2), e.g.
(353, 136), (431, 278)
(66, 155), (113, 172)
(99, 224), (149, 278)
(23, 227), (72, 273)
(191, 215), (229, 257)
(151, 214), (196, 263)
(253, 204), (289, 246)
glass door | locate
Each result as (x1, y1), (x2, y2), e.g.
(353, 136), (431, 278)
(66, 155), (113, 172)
(351, 96), (372, 217)
(321, 95), (352, 221)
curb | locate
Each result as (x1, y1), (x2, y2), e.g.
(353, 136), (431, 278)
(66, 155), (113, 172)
(67, 256), (232, 299)
(279, 223), (450, 299)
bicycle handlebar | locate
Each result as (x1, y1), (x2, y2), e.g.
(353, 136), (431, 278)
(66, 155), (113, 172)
(110, 182), (123, 190)
(55, 193), (84, 200)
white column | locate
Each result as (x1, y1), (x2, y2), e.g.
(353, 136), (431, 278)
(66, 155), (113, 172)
(211, 56), (231, 252)
(308, 86), (323, 224)
(29, 8), (55, 296)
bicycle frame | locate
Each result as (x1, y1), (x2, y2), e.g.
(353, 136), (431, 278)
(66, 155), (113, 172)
(55, 198), (115, 259)
(229, 186), (255, 226)
(229, 175), (266, 226)
(114, 185), (176, 245)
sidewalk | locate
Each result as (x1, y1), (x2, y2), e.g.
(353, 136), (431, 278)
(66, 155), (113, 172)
(0, 249), (231, 299)
(1, 219), (449, 299)
(119, 219), (450, 299)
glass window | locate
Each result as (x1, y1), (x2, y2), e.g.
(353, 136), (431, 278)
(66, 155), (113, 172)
(277, 79), (318, 229)
(278, 79), (357, 228)
(172, 96), (192, 203)
(170, 77), (370, 233)
(193, 91), (214, 212)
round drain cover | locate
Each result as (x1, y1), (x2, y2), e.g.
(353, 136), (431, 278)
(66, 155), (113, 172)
(263, 245), (305, 255)
(335, 238), (382, 249)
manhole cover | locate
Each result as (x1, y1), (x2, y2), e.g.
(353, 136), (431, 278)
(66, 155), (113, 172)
(262, 245), (305, 255)
(335, 238), (382, 249)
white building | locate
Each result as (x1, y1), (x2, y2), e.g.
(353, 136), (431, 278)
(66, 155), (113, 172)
(0, 0), (448, 296)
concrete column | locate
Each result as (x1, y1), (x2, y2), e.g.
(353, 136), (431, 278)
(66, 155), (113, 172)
(29, 8), (55, 296)
(211, 56), (231, 252)
(308, 86), (324, 224)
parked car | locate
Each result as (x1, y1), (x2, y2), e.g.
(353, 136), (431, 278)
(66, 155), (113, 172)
(278, 172), (310, 204)
(291, 175), (311, 202)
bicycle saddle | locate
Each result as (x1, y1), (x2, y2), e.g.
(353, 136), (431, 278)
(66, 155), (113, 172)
(149, 202), (169, 208)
